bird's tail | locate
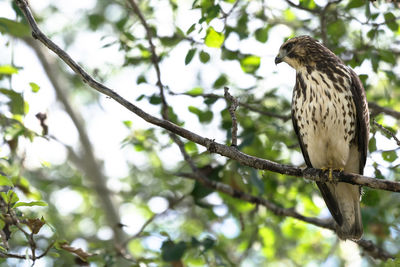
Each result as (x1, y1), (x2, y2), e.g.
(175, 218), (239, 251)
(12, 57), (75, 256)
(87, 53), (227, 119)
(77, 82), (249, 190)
(317, 182), (363, 240)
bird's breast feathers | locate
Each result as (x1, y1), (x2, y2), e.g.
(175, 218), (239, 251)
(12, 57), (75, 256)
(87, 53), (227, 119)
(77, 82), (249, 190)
(292, 67), (357, 169)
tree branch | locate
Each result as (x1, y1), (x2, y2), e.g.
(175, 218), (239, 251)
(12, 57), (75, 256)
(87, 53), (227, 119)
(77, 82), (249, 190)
(373, 120), (400, 147)
(369, 101), (400, 120)
(14, 0), (400, 195)
(224, 87), (239, 146)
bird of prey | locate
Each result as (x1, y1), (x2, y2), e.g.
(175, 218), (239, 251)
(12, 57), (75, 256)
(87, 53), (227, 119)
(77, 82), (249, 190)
(275, 36), (369, 240)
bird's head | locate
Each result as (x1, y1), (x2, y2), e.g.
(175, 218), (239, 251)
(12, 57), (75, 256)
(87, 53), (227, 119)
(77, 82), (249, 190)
(275, 35), (331, 71)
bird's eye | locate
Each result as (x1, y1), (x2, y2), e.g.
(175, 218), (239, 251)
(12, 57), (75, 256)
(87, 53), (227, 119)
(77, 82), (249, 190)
(285, 42), (294, 51)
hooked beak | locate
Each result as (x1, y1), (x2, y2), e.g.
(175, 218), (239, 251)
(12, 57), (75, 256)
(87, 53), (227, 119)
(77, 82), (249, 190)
(275, 50), (286, 65)
(274, 56), (283, 65)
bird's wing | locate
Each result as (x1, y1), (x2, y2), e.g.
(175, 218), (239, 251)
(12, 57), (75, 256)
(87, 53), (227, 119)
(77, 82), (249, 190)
(348, 69), (369, 174)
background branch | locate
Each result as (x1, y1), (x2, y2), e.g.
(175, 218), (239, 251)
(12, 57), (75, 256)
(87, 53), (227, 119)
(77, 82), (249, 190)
(224, 87), (239, 146)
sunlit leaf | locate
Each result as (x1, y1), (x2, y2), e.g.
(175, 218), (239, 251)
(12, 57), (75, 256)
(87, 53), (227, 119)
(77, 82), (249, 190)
(29, 82), (40, 93)
(14, 201), (48, 208)
(0, 175), (13, 187)
(186, 87), (203, 96)
(0, 65), (18, 75)
(204, 27), (225, 48)
(240, 55), (260, 73)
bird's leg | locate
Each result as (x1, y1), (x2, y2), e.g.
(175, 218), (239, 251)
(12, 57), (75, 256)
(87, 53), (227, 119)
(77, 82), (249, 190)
(321, 167), (343, 183)
(321, 167), (333, 182)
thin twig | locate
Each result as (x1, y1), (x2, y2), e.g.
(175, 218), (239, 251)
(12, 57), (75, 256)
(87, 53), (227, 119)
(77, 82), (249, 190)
(373, 120), (400, 147)
(224, 87), (239, 146)
(126, 0), (168, 117)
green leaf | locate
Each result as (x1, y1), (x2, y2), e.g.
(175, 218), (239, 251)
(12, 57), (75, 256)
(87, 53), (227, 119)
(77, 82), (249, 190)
(199, 50), (210, 63)
(185, 48), (197, 65)
(184, 141), (198, 155)
(137, 75), (146, 84)
(382, 150), (397, 163)
(380, 50), (396, 64)
(8, 190), (19, 205)
(255, 27), (269, 43)
(0, 175), (13, 187)
(188, 106), (213, 123)
(362, 189), (380, 206)
(327, 20), (346, 43)
(161, 240), (187, 261)
(0, 65), (18, 75)
(213, 74), (227, 88)
(205, 27), (225, 48)
(283, 9), (296, 22)
(29, 82), (40, 93)
(0, 219), (5, 230)
(384, 12), (398, 32)
(240, 55), (260, 74)
(88, 14), (105, 30)
(186, 23), (196, 35)
(186, 87), (203, 96)
(123, 120), (132, 128)
(202, 237), (215, 251)
(0, 88), (24, 115)
(14, 201), (48, 208)
(368, 136), (376, 152)
(149, 95), (162, 105)
(0, 18), (30, 38)
(346, 0), (365, 9)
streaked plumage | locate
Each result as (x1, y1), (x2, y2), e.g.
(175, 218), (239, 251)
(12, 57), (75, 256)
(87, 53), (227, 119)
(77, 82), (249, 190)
(275, 36), (369, 240)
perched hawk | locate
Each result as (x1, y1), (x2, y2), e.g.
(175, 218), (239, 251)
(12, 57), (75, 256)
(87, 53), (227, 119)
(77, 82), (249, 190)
(275, 36), (369, 240)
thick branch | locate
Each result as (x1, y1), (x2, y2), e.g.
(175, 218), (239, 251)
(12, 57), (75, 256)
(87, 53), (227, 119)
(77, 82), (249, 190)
(14, 0), (400, 194)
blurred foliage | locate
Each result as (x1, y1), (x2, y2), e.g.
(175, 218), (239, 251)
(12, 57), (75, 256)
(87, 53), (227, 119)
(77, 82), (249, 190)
(0, 0), (400, 266)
